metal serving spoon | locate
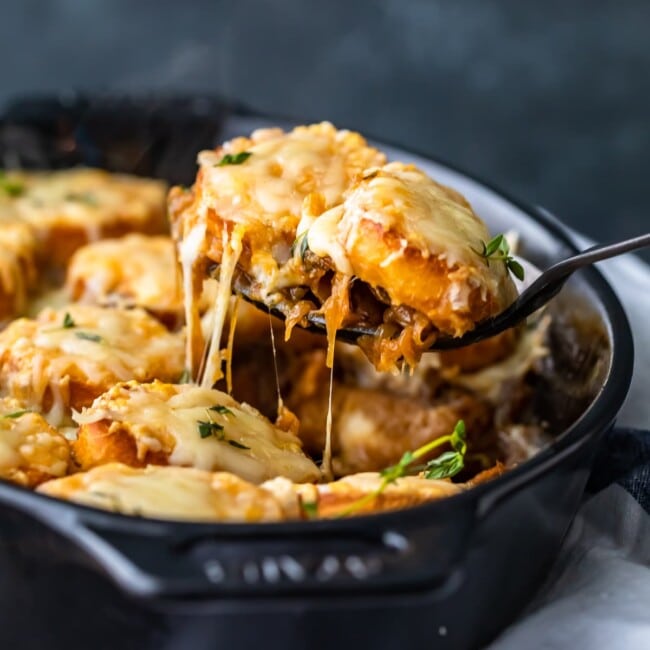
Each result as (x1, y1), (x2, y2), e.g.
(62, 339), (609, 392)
(245, 233), (650, 350)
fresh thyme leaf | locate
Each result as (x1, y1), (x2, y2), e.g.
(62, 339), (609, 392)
(198, 420), (224, 439)
(337, 420), (468, 517)
(449, 419), (467, 452)
(227, 439), (250, 450)
(423, 450), (465, 479)
(301, 500), (318, 519)
(217, 151), (252, 166)
(75, 332), (103, 343)
(483, 235), (504, 258)
(64, 192), (98, 206)
(178, 368), (192, 384)
(0, 171), (25, 197)
(3, 410), (31, 419)
(507, 258), (525, 282)
(62, 312), (76, 329)
(209, 405), (234, 416)
(473, 234), (525, 281)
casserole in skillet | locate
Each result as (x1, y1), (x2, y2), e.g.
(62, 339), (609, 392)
(0, 95), (633, 650)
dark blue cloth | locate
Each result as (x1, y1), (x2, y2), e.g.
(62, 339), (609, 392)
(588, 428), (650, 513)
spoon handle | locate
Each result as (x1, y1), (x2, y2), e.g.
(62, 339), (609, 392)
(541, 233), (650, 285)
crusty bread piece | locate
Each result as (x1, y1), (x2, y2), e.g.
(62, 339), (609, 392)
(0, 305), (184, 424)
(73, 380), (320, 484)
(0, 218), (39, 322)
(0, 396), (70, 487)
(38, 463), (297, 522)
(0, 168), (167, 266)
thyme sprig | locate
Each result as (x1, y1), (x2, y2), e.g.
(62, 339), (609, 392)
(0, 171), (25, 197)
(473, 234), (525, 281)
(216, 151), (252, 166)
(2, 410), (31, 419)
(337, 420), (467, 518)
(198, 409), (249, 449)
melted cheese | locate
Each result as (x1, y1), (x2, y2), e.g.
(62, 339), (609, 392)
(0, 398), (69, 485)
(0, 219), (38, 319)
(307, 162), (502, 296)
(74, 381), (320, 484)
(201, 225), (244, 388)
(197, 123), (386, 230)
(0, 305), (185, 424)
(66, 235), (180, 312)
(37, 463), (294, 522)
(446, 316), (550, 401)
(1, 168), (166, 230)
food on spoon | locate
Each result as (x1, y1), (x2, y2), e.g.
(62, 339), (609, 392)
(169, 124), (517, 380)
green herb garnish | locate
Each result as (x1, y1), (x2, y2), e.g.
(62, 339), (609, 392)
(291, 231), (310, 260)
(423, 420), (467, 479)
(337, 420), (467, 517)
(227, 439), (250, 450)
(209, 405), (234, 416)
(3, 410), (31, 419)
(0, 171), (25, 197)
(198, 420), (225, 439)
(217, 151), (252, 166)
(64, 192), (98, 206)
(75, 332), (103, 343)
(473, 234), (525, 281)
(62, 312), (76, 329)
(178, 368), (192, 384)
(301, 500), (318, 520)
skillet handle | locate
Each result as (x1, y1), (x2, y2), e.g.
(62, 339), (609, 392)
(1, 484), (477, 601)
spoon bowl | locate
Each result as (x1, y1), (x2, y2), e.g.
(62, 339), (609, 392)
(242, 233), (650, 350)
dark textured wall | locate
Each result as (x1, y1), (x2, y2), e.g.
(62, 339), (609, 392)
(1, 0), (648, 257)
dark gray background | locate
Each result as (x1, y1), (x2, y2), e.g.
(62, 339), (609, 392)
(1, 0), (648, 259)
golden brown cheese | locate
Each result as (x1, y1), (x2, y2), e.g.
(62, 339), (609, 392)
(65, 234), (217, 328)
(304, 162), (517, 334)
(0, 305), (185, 425)
(0, 168), (168, 266)
(38, 463), (297, 522)
(263, 473), (462, 519)
(73, 380), (320, 484)
(0, 397), (70, 486)
(0, 219), (39, 322)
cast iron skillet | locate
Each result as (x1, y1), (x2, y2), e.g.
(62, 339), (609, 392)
(0, 95), (634, 650)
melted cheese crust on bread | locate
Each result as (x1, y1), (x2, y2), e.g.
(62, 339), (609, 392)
(73, 380), (320, 484)
(0, 397), (69, 486)
(264, 473), (462, 518)
(0, 168), (167, 265)
(38, 463), (296, 522)
(0, 219), (39, 322)
(0, 305), (185, 424)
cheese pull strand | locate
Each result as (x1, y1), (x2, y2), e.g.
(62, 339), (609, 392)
(200, 226), (244, 388)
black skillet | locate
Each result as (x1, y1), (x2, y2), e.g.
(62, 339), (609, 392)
(0, 94), (634, 650)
